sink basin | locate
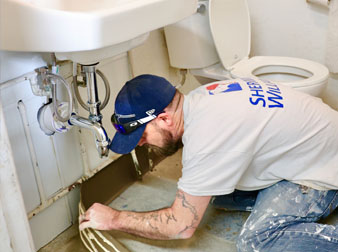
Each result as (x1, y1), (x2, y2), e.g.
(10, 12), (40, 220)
(0, 0), (197, 63)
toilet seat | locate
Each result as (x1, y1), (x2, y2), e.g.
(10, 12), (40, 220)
(191, 56), (329, 96)
(207, 0), (329, 96)
(230, 56), (329, 88)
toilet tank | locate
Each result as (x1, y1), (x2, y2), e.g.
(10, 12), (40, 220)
(164, 0), (219, 69)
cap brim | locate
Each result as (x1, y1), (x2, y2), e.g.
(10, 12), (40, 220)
(109, 124), (146, 154)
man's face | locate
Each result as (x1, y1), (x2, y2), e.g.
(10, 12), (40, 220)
(138, 121), (182, 157)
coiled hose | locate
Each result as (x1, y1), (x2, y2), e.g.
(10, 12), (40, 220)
(73, 69), (110, 112)
(46, 72), (73, 123)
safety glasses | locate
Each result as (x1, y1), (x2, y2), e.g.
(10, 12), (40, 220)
(111, 113), (158, 134)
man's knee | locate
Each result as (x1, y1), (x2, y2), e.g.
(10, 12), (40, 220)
(236, 218), (282, 252)
(236, 226), (258, 252)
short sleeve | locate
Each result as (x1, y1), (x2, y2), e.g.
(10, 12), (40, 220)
(177, 151), (252, 196)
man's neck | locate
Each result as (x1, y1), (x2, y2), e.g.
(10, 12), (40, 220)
(172, 93), (184, 141)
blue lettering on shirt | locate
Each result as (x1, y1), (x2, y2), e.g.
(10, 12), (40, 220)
(243, 78), (284, 109)
(250, 96), (266, 107)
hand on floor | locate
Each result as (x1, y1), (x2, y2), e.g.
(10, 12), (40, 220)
(79, 203), (119, 231)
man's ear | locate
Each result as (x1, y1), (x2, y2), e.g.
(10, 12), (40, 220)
(156, 112), (173, 127)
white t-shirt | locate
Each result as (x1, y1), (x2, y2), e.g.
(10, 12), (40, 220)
(178, 77), (338, 196)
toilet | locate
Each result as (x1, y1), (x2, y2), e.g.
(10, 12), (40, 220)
(164, 0), (329, 97)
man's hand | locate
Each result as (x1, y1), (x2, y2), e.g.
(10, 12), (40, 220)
(79, 203), (119, 231)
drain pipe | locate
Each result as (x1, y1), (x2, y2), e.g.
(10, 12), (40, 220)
(82, 64), (102, 122)
(69, 115), (109, 158)
(72, 62), (92, 177)
(34, 61), (111, 158)
(73, 64), (111, 120)
(37, 103), (110, 158)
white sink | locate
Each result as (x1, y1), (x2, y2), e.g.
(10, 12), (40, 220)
(0, 0), (197, 63)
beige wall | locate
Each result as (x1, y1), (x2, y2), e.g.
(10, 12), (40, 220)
(128, 29), (201, 95)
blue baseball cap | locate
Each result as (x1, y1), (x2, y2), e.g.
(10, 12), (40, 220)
(109, 74), (176, 154)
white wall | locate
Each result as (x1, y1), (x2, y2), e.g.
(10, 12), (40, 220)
(246, 0), (338, 109)
(128, 29), (201, 94)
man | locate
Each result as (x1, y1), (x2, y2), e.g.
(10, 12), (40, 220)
(79, 74), (338, 251)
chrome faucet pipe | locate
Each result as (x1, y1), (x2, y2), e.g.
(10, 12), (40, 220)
(69, 114), (109, 158)
(81, 64), (102, 122)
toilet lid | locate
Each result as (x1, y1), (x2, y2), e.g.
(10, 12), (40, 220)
(231, 56), (329, 87)
(209, 0), (251, 69)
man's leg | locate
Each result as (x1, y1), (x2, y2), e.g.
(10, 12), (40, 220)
(237, 181), (338, 252)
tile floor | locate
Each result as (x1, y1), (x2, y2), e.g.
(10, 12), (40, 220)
(39, 149), (338, 252)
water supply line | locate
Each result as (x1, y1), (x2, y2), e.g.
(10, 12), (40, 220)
(49, 54), (73, 122)
(73, 63), (111, 121)
(175, 69), (187, 89)
(47, 72), (73, 122)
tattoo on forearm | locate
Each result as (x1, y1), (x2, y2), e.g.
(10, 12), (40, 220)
(176, 191), (199, 235)
(123, 190), (199, 239)
(126, 213), (159, 233)
(148, 221), (160, 232)
(165, 212), (177, 224)
(125, 210), (178, 235)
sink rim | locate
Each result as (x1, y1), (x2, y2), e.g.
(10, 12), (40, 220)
(0, 0), (198, 53)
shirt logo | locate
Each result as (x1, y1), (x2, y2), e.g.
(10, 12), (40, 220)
(206, 82), (242, 95)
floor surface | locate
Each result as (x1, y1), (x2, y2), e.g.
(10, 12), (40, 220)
(106, 173), (244, 252)
(39, 149), (338, 252)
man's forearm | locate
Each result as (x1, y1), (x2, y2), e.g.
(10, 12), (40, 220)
(79, 190), (211, 240)
(114, 191), (200, 239)
(114, 207), (193, 239)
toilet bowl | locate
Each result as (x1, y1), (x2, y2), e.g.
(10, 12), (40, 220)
(164, 0), (329, 97)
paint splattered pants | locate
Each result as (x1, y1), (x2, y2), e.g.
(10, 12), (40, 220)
(211, 180), (338, 252)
